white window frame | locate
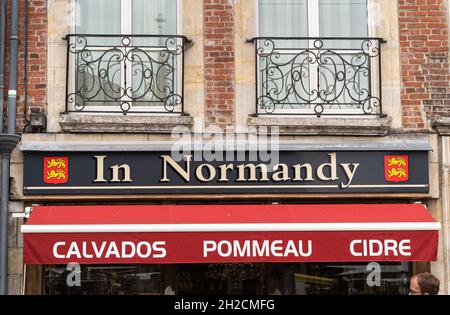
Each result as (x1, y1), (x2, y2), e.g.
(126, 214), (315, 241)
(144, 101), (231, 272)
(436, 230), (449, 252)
(255, 0), (380, 116)
(68, 0), (183, 115)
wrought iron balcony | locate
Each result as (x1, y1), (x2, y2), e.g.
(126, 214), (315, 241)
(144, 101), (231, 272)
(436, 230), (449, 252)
(64, 34), (190, 115)
(249, 37), (386, 117)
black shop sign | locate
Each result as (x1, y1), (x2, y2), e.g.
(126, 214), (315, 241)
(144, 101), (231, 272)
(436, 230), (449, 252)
(23, 150), (429, 195)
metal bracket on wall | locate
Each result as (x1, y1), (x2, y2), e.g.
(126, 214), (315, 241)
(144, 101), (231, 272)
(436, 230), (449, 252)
(12, 206), (32, 219)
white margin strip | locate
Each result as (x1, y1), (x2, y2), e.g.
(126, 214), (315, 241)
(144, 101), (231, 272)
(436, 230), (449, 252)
(21, 222), (442, 234)
(24, 184), (428, 190)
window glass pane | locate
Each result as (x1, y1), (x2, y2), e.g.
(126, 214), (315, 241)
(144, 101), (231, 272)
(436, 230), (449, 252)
(75, 49), (122, 107)
(75, 0), (121, 34)
(259, 0), (308, 37)
(132, 0), (177, 35)
(43, 262), (411, 295)
(130, 47), (179, 109)
(257, 40), (313, 114)
(131, 0), (178, 104)
(317, 49), (371, 113)
(319, 0), (368, 37)
(318, 1), (370, 111)
(292, 262), (411, 295)
(44, 265), (162, 295)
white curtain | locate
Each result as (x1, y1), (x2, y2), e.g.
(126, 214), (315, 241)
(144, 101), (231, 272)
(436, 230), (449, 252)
(259, 0), (308, 37)
(76, 0), (120, 34)
(258, 0), (368, 37)
(318, 0), (369, 106)
(319, 0), (368, 37)
(133, 0), (177, 35)
(74, 0), (178, 109)
(257, 0), (370, 111)
(131, 0), (178, 103)
(76, 0), (177, 35)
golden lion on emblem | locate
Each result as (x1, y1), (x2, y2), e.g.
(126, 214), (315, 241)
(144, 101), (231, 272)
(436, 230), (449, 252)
(387, 157), (406, 167)
(46, 159), (66, 169)
(46, 170), (66, 180)
(387, 168), (407, 178)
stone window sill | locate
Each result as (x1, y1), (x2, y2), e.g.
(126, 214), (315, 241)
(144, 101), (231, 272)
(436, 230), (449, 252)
(432, 117), (450, 135)
(59, 113), (192, 133)
(247, 116), (392, 136)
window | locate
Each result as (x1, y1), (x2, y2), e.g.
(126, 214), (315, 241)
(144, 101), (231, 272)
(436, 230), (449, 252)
(255, 0), (382, 116)
(43, 262), (411, 295)
(259, 0), (369, 39)
(66, 0), (185, 115)
(44, 265), (162, 295)
(75, 0), (177, 36)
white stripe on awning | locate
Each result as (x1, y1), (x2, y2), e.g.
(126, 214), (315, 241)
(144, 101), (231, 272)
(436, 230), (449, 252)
(21, 222), (442, 234)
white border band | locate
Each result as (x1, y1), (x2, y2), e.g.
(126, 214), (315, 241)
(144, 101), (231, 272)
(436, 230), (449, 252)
(21, 222), (442, 234)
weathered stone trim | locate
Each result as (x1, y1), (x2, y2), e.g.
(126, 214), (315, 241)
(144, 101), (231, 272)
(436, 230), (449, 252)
(247, 116), (392, 136)
(20, 138), (431, 152)
(59, 113), (192, 133)
(432, 117), (450, 135)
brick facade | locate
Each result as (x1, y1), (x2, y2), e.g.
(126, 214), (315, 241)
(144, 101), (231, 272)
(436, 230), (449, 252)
(203, 0), (235, 130)
(3, 0), (46, 133)
(399, 0), (450, 130)
(3, 1), (448, 132)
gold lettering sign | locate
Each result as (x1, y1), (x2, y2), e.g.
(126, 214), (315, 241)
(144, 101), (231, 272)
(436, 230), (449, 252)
(159, 153), (360, 189)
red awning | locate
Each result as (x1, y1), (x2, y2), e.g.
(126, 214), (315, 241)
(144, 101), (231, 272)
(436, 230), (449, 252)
(22, 204), (440, 264)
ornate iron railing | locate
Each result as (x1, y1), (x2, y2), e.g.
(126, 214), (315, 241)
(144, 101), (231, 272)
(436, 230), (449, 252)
(249, 37), (386, 117)
(64, 34), (190, 115)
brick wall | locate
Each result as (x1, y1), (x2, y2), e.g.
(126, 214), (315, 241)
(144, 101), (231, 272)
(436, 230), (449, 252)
(203, 0), (235, 130)
(3, 0), (46, 133)
(399, 0), (450, 130)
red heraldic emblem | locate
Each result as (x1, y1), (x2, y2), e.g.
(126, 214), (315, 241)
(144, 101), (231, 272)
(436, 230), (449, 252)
(44, 157), (68, 184)
(384, 155), (409, 182)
